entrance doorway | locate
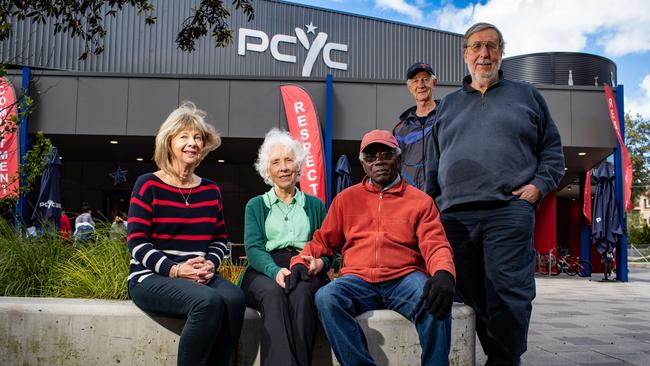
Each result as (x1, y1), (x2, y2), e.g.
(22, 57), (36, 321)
(103, 189), (130, 221)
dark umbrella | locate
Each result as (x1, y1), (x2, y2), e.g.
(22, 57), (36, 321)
(591, 161), (622, 255)
(335, 154), (352, 196)
(32, 147), (62, 231)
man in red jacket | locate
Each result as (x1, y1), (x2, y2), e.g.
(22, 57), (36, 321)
(288, 129), (456, 366)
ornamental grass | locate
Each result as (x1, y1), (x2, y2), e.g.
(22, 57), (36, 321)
(0, 218), (247, 299)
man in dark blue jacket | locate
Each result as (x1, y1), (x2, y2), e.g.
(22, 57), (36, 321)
(393, 62), (440, 191)
(425, 23), (565, 366)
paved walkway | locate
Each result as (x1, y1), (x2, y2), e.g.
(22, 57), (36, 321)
(475, 263), (650, 365)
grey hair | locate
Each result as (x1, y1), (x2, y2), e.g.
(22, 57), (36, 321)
(463, 22), (506, 54)
(358, 147), (402, 163)
(255, 128), (309, 186)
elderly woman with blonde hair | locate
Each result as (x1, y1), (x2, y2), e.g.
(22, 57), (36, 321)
(127, 102), (245, 366)
(240, 128), (330, 366)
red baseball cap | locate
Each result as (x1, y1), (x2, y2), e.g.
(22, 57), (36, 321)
(360, 129), (398, 153)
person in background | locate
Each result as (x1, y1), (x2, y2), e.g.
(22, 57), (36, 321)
(127, 102), (245, 366)
(111, 212), (128, 239)
(241, 128), (329, 366)
(73, 202), (95, 243)
(393, 62), (440, 191)
(289, 129), (456, 366)
(60, 206), (72, 239)
(425, 23), (565, 366)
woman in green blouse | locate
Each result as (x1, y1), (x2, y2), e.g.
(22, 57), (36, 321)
(241, 128), (329, 366)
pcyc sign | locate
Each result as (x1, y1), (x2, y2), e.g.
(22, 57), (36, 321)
(238, 25), (348, 77)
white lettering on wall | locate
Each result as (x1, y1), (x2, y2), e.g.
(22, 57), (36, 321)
(237, 23), (349, 77)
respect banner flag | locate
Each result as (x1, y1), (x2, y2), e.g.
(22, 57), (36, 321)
(0, 77), (19, 199)
(603, 84), (633, 212)
(280, 85), (327, 203)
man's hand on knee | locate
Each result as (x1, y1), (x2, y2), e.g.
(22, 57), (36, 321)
(421, 270), (455, 319)
(285, 264), (309, 294)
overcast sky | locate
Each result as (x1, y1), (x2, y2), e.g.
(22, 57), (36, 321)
(288, 0), (650, 119)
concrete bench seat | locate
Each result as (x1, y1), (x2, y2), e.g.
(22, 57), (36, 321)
(0, 297), (475, 365)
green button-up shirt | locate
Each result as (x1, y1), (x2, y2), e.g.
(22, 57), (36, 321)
(263, 187), (311, 252)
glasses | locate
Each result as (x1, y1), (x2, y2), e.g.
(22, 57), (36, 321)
(362, 151), (396, 164)
(466, 41), (500, 53)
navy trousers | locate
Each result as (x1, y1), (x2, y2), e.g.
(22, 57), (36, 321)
(441, 199), (536, 366)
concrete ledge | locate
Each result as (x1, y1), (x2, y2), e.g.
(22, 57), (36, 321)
(0, 297), (475, 366)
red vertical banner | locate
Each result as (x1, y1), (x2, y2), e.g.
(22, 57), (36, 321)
(0, 77), (19, 199)
(583, 170), (592, 225)
(280, 85), (327, 203)
(603, 84), (633, 212)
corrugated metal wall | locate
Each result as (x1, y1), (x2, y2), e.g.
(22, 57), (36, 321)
(0, 0), (466, 82)
(501, 52), (617, 86)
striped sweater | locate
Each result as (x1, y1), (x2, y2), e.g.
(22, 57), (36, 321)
(127, 173), (229, 283)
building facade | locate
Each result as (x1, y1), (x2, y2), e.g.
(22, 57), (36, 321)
(1, 0), (618, 243)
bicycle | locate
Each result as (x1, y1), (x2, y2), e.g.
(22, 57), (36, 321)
(553, 255), (591, 277)
(535, 250), (556, 275)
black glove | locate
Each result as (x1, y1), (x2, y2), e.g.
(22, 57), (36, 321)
(420, 270), (455, 319)
(285, 264), (309, 294)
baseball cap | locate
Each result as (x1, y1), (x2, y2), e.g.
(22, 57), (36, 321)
(360, 129), (398, 153)
(406, 62), (435, 79)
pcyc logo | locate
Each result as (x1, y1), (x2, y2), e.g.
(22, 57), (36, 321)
(237, 22), (348, 77)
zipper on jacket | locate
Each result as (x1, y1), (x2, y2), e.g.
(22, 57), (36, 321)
(375, 192), (383, 282)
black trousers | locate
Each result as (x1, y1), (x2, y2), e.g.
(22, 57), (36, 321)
(241, 249), (328, 366)
(441, 199), (536, 366)
(129, 275), (246, 366)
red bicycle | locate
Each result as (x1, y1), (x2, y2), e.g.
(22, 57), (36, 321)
(554, 254), (591, 277)
(535, 249), (591, 277)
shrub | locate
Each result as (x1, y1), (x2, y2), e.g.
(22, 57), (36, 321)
(47, 227), (130, 300)
(0, 220), (73, 297)
(0, 219), (247, 299)
(628, 224), (650, 246)
(219, 256), (247, 284)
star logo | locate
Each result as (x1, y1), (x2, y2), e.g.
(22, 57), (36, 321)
(305, 21), (317, 35)
(110, 166), (128, 185)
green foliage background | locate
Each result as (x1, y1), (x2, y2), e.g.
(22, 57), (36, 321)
(0, 219), (245, 299)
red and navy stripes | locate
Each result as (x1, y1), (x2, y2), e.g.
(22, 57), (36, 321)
(127, 173), (229, 283)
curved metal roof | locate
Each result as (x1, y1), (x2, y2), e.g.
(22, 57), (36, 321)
(501, 52), (617, 86)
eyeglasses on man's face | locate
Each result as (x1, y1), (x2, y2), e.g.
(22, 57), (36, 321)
(466, 41), (500, 53)
(362, 151), (396, 164)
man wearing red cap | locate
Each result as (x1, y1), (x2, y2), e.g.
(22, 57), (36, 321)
(393, 62), (439, 191)
(287, 129), (456, 365)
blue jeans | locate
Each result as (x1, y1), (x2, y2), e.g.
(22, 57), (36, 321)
(441, 199), (535, 366)
(315, 271), (451, 366)
(129, 275), (246, 366)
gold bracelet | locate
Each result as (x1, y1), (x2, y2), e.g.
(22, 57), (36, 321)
(174, 264), (181, 278)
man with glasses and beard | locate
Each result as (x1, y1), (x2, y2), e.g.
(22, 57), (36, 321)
(286, 129), (456, 366)
(425, 23), (565, 366)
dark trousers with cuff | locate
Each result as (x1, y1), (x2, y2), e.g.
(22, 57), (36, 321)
(241, 249), (328, 366)
(129, 274), (246, 366)
(440, 199), (536, 366)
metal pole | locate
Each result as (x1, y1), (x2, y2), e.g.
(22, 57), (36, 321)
(15, 66), (30, 228)
(325, 74), (333, 207)
(613, 84), (628, 282)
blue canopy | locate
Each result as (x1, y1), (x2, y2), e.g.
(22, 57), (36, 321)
(591, 162), (622, 254)
(31, 147), (62, 230)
